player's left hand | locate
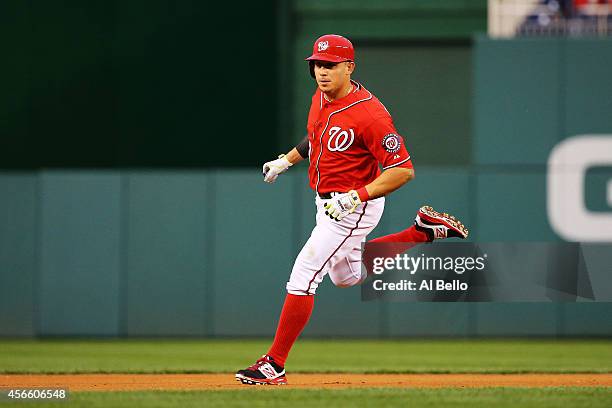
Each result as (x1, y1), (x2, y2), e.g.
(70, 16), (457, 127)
(324, 190), (362, 221)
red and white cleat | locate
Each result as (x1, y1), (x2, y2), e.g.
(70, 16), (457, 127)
(235, 355), (288, 385)
(415, 205), (469, 241)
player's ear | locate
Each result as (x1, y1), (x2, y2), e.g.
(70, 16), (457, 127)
(346, 61), (355, 75)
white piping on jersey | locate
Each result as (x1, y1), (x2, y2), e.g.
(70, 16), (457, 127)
(314, 87), (373, 193)
(382, 156), (411, 170)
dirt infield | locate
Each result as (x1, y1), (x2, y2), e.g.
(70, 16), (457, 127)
(2, 374), (611, 391)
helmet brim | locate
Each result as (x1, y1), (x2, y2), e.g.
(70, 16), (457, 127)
(305, 53), (351, 63)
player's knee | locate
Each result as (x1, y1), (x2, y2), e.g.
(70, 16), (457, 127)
(329, 273), (360, 288)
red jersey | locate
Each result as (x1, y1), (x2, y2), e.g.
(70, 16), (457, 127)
(307, 81), (413, 194)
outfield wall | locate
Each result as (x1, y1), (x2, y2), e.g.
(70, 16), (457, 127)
(1, 168), (610, 338)
(1, 37), (612, 338)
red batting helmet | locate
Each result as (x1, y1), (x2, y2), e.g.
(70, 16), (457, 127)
(305, 34), (355, 63)
(306, 34), (354, 78)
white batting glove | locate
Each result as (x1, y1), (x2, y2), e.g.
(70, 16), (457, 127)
(262, 154), (292, 183)
(323, 190), (362, 221)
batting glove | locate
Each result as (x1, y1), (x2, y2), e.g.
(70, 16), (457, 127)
(324, 190), (362, 221)
(263, 154), (292, 183)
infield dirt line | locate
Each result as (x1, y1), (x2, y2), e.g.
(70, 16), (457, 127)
(2, 374), (612, 390)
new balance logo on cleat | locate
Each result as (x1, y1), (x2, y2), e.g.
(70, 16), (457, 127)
(414, 205), (469, 241)
(434, 227), (447, 239)
(258, 363), (280, 378)
(235, 355), (287, 385)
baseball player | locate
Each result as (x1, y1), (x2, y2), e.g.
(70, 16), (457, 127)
(236, 34), (468, 385)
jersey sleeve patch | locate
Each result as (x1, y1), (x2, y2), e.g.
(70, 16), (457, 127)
(381, 133), (401, 153)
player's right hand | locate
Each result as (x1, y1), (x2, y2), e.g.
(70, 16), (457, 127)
(324, 190), (362, 221)
(263, 154), (292, 183)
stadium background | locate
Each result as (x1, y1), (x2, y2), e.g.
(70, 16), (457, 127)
(1, 0), (612, 340)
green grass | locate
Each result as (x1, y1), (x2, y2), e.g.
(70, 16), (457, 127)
(5, 388), (612, 408)
(0, 339), (611, 374)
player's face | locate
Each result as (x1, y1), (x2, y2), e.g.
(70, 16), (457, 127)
(313, 61), (354, 95)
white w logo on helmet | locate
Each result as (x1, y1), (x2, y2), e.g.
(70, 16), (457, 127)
(327, 126), (355, 152)
(318, 41), (329, 52)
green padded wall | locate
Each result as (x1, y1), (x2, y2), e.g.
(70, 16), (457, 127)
(0, 174), (38, 336)
(474, 37), (612, 161)
(475, 173), (559, 241)
(474, 304), (559, 336)
(562, 303), (612, 336)
(38, 172), (121, 336)
(474, 38), (563, 165)
(564, 40), (612, 137)
(0, 168), (611, 338)
(125, 172), (210, 336)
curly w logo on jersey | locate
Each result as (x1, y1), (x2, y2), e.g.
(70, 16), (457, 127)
(327, 126), (355, 152)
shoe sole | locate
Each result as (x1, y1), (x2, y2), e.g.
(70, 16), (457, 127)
(418, 206), (469, 239)
(235, 373), (287, 385)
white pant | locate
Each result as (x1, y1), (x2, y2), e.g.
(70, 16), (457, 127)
(286, 195), (385, 295)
